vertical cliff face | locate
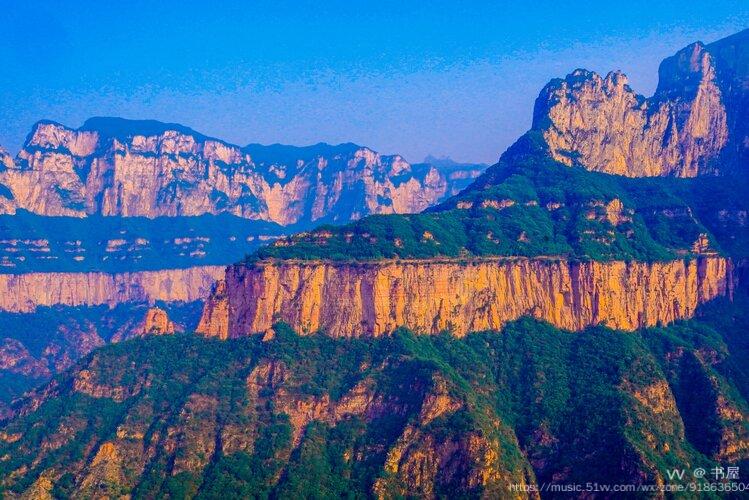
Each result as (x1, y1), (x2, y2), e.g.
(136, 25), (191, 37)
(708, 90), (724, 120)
(532, 30), (748, 177)
(197, 256), (731, 338)
(0, 265), (224, 312)
(0, 118), (481, 224)
(195, 279), (230, 340)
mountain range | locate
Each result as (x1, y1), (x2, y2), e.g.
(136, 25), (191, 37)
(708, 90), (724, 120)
(194, 30), (748, 340)
(0, 28), (747, 498)
(0, 120), (484, 381)
(0, 117), (480, 224)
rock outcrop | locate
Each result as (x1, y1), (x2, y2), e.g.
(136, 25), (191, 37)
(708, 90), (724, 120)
(532, 29), (748, 177)
(197, 256), (731, 338)
(134, 307), (179, 336)
(195, 279), (230, 339)
(0, 265), (224, 312)
(0, 118), (481, 224)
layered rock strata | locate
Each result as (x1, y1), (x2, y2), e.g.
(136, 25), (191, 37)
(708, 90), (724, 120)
(197, 256), (731, 338)
(0, 266), (224, 312)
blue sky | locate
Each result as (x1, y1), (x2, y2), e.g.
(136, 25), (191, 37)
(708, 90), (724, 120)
(1, 1), (746, 163)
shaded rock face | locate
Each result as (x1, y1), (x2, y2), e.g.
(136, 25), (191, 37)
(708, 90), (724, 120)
(0, 265), (224, 312)
(198, 256), (731, 338)
(195, 279), (230, 339)
(533, 30), (748, 177)
(0, 118), (481, 224)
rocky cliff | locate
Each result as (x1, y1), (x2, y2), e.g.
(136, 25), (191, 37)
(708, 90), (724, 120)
(532, 29), (748, 177)
(133, 307), (179, 336)
(195, 279), (230, 339)
(197, 256), (731, 338)
(0, 118), (481, 224)
(0, 265), (223, 312)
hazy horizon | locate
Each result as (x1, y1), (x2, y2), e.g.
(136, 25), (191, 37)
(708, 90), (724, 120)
(1, 1), (746, 163)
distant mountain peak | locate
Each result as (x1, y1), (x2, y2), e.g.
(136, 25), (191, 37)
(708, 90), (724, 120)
(529, 29), (746, 178)
(243, 141), (365, 164)
(80, 116), (213, 142)
(0, 119), (484, 224)
(422, 155), (488, 171)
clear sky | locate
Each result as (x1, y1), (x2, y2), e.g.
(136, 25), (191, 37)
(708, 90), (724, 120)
(1, 1), (746, 164)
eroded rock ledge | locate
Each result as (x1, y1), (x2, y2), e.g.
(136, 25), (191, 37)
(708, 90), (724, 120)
(197, 256), (732, 338)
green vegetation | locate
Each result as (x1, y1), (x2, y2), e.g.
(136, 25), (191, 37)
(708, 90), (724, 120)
(0, 301), (204, 409)
(2, 130), (748, 495)
(252, 132), (748, 263)
(0, 302), (202, 357)
(2, 292), (748, 498)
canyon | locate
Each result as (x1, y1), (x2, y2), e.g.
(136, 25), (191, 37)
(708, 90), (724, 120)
(1, 27), (748, 499)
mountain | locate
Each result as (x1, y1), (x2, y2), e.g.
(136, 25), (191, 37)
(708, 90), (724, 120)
(0, 118), (483, 313)
(1, 29), (749, 498)
(1, 298), (748, 497)
(0, 118), (482, 225)
(423, 155), (487, 170)
(421, 155), (488, 194)
(196, 139), (745, 338)
(533, 29), (748, 177)
(0, 120), (485, 393)
(193, 30), (748, 340)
